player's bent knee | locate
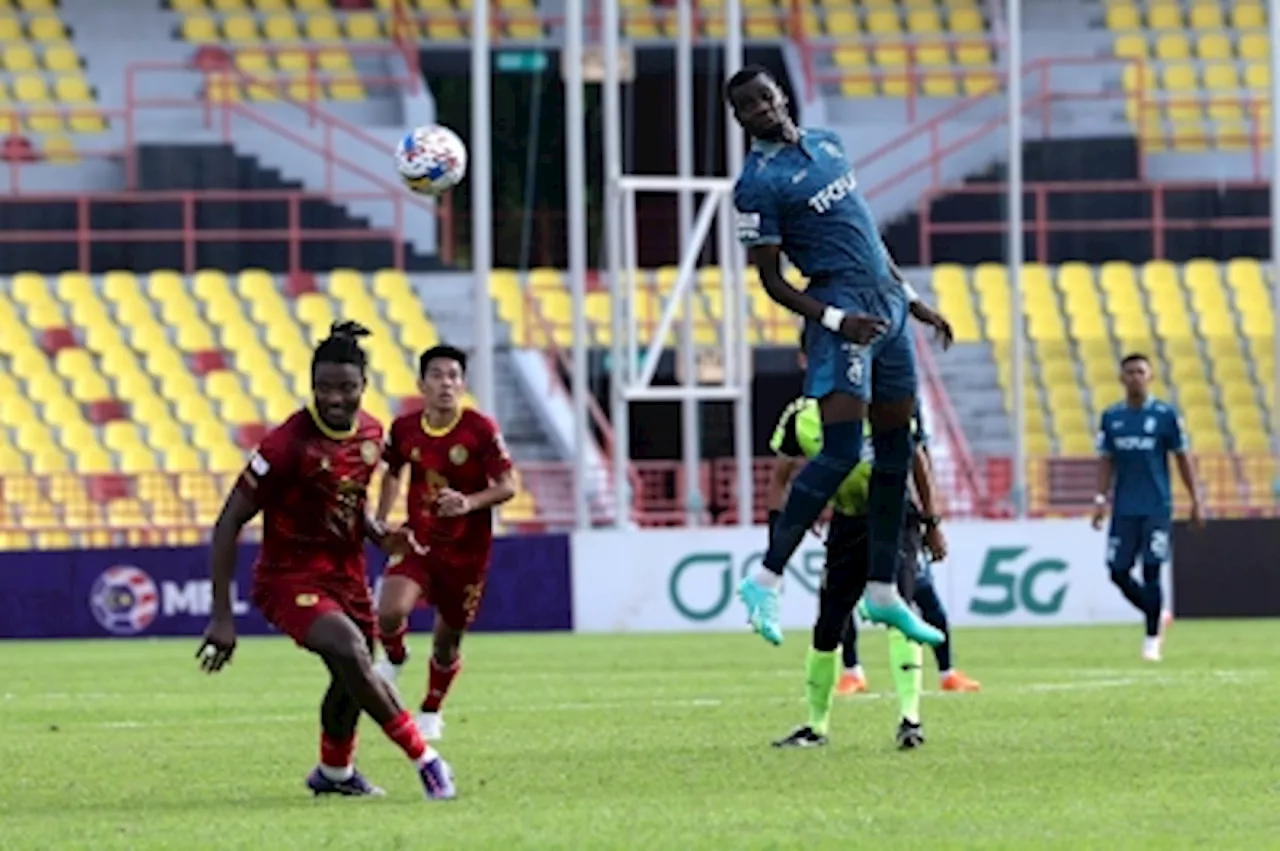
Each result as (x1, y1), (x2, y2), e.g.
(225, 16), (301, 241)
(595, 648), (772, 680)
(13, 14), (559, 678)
(871, 426), (912, 473)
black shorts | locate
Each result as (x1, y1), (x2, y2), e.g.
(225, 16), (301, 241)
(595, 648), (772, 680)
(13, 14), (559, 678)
(821, 513), (921, 613)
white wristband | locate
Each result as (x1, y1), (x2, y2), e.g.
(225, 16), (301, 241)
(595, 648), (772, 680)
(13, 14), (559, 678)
(1093, 494), (1107, 506)
(902, 282), (921, 303)
(820, 306), (846, 332)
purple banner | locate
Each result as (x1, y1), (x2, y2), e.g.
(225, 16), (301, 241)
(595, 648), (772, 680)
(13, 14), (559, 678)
(0, 534), (572, 639)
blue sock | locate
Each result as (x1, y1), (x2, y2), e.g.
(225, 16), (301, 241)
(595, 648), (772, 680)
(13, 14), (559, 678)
(762, 419), (864, 574)
(866, 426), (912, 584)
(841, 616), (859, 668)
(1141, 561), (1162, 637)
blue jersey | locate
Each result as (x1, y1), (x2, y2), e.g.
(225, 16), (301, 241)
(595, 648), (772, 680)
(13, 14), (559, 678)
(733, 128), (891, 284)
(1096, 399), (1187, 518)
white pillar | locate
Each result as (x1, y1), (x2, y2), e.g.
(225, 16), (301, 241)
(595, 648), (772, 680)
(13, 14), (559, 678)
(565, 0), (589, 529)
(1007, 0), (1026, 517)
(470, 0), (494, 413)
(677, 0), (701, 526)
(603, 0), (629, 526)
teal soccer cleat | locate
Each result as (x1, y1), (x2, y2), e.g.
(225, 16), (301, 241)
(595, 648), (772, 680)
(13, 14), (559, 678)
(861, 596), (945, 646)
(737, 577), (784, 646)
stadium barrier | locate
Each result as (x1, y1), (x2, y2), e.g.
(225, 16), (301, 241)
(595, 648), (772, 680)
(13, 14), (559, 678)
(1172, 518), (1280, 619)
(0, 535), (572, 640)
(570, 520), (1152, 633)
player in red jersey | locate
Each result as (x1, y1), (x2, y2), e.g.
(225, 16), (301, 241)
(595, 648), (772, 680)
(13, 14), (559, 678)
(372, 344), (516, 740)
(196, 321), (457, 801)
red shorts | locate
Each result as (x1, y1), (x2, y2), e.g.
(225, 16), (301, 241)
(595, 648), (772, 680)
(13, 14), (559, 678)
(252, 577), (377, 647)
(384, 549), (489, 630)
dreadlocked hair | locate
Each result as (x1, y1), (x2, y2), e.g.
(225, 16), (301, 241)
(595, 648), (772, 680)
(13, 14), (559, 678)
(312, 320), (372, 374)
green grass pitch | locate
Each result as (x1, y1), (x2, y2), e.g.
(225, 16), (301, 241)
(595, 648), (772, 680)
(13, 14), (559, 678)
(2, 622), (1275, 850)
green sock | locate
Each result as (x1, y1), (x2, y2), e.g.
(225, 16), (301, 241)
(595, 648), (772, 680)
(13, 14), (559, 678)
(888, 628), (924, 724)
(805, 647), (838, 736)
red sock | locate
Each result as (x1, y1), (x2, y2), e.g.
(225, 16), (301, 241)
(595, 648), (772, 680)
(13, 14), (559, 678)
(381, 710), (427, 762)
(382, 622), (409, 665)
(422, 656), (461, 713)
(320, 732), (356, 769)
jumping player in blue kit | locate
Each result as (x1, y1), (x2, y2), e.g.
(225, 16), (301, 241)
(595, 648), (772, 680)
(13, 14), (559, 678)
(1091, 353), (1203, 662)
(726, 65), (953, 648)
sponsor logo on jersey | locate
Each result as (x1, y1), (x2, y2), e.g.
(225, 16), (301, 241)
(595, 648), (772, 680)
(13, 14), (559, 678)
(361, 440), (379, 466)
(807, 169), (858, 214)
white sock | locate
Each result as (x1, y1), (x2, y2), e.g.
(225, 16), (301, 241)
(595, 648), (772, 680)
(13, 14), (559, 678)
(1143, 637), (1159, 652)
(319, 763), (354, 782)
(846, 665), (864, 677)
(753, 570), (783, 590)
(939, 669), (953, 680)
(416, 745), (438, 766)
(864, 581), (899, 607)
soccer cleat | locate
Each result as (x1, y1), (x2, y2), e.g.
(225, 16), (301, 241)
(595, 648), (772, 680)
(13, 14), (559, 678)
(737, 577), (784, 646)
(940, 670), (981, 692)
(772, 725), (828, 748)
(836, 671), (868, 695)
(895, 719), (925, 750)
(1142, 636), (1161, 662)
(418, 755), (457, 801)
(306, 767), (386, 797)
(861, 596), (945, 646)
(416, 711), (445, 741)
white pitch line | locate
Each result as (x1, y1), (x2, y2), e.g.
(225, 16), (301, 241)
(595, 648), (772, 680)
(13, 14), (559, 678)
(10, 675), (1197, 732)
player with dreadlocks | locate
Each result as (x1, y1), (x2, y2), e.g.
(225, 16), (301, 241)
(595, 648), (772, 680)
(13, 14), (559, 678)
(197, 321), (458, 801)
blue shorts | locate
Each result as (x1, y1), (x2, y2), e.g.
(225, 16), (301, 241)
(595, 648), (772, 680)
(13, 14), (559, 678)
(801, 280), (917, 403)
(1106, 515), (1172, 571)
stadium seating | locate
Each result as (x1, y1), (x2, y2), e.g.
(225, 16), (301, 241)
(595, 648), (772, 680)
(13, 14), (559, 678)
(0, 269), (538, 550)
(0, 2), (106, 161)
(933, 259), (1274, 506)
(492, 266), (799, 350)
(1108, 0), (1271, 151)
(168, 0), (546, 88)
(819, 0), (997, 99)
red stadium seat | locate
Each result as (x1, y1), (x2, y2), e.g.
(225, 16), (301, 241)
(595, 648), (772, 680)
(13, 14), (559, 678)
(190, 45), (232, 72)
(189, 349), (230, 376)
(87, 474), (132, 502)
(284, 270), (319, 297)
(38, 327), (77, 356)
(397, 396), (425, 417)
(1, 134), (38, 163)
(85, 399), (128, 425)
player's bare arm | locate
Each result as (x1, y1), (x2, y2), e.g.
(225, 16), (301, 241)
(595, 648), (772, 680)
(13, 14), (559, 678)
(750, 244), (887, 344)
(912, 445), (947, 561)
(436, 468), (517, 518)
(1173, 451), (1204, 529)
(376, 459), (407, 525)
(198, 488), (260, 673)
(1092, 454), (1113, 530)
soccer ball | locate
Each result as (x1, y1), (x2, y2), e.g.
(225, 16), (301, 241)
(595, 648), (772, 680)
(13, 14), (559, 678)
(395, 124), (468, 196)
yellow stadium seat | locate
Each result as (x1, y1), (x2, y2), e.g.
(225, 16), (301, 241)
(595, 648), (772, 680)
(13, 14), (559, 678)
(1106, 4), (1141, 29)
(345, 12), (382, 39)
(54, 76), (91, 102)
(263, 14), (300, 41)
(27, 15), (65, 41)
(1232, 4), (1266, 29)
(13, 73), (48, 101)
(1239, 33), (1269, 61)
(1154, 33), (1190, 60)
(182, 15), (219, 42)
(1147, 4), (1183, 29)
(223, 15), (259, 41)
(1187, 3), (1223, 29)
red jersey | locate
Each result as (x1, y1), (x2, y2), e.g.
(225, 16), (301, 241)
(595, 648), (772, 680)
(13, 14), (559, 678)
(237, 407), (384, 584)
(383, 407), (514, 557)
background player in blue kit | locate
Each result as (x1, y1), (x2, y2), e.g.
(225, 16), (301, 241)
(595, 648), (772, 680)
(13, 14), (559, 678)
(726, 65), (953, 649)
(1092, 353), (1203, 661)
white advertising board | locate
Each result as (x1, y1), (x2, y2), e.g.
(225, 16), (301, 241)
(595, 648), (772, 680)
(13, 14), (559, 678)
(571, 519), (1155, 633)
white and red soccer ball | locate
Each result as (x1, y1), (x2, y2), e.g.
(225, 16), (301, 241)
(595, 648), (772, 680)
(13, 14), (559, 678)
(395, 124), (468, 196)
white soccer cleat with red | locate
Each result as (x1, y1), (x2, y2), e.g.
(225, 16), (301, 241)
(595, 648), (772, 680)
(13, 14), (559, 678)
(416, 711), (445, 741)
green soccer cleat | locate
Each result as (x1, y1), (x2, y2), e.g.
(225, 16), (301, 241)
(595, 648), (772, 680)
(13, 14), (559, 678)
(861, 596), (945, 646)
(737, 577), (783, 646)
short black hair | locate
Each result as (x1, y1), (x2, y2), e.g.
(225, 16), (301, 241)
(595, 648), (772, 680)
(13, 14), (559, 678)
(313, 320), (371, 374)
(419, 344), (468, 377)
(725, 64), (775, 100)
(1120, 352), (1150, 368)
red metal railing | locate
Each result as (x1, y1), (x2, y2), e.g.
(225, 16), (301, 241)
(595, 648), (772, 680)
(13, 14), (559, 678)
(3, 455), (1274, 545)
(917, 179), (1275, 266)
